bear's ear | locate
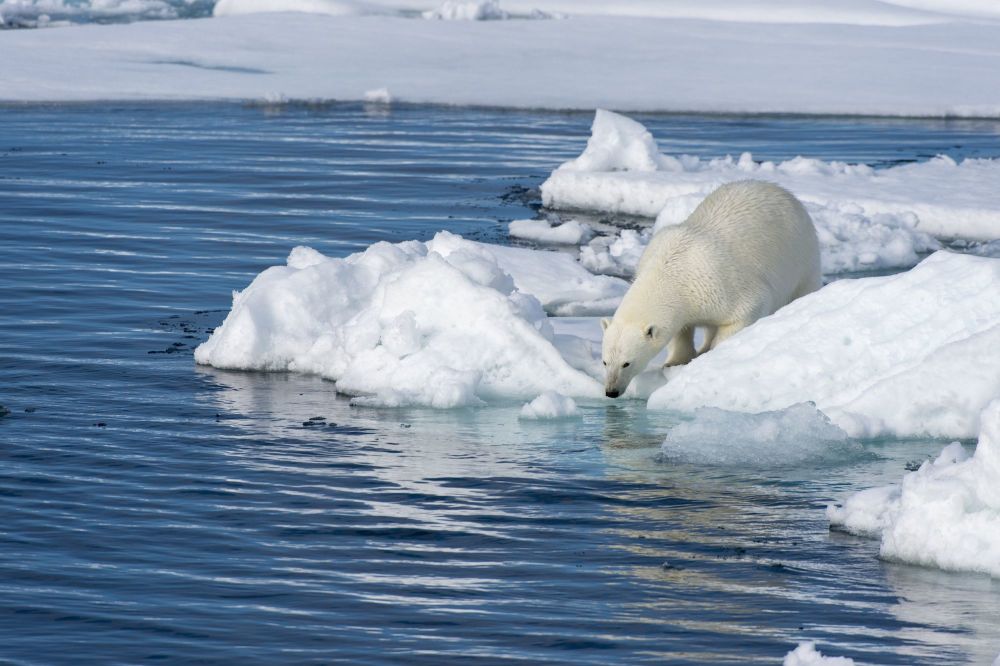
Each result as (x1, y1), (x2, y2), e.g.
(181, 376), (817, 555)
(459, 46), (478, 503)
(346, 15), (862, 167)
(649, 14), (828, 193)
(645, 325), (656, 339)
(601, 318), (612, 331)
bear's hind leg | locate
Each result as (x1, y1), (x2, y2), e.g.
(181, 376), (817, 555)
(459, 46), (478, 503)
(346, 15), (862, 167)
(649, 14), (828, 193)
(697, 326), (717, 355)
(663, 326), (696, 367)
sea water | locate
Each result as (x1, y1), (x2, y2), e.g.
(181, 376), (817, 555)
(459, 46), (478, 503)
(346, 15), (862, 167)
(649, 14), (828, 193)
(1, 103), (999, 664)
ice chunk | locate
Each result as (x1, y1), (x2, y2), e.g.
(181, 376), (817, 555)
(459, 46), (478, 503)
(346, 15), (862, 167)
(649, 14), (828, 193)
(542, 111), (1000, 243)
(422, 0), (506, 20)
(508, 218), (593, 245)
(660, 403), (860, 467)
(828, 400), (1000, 578)
(555, 109), (676, 174)
(648, 251), (1000, 440)
(519, 391), (579, 420)
(783, 642), (855, 666)
(195, 232), (602, 408)
(363, 87), (391, 104)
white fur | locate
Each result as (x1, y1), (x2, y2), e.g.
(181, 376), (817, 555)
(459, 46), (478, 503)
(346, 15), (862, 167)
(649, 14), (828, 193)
(601, 180), (821, 397)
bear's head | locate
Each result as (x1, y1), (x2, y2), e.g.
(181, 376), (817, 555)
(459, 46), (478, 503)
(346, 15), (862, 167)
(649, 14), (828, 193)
(601, 317), (667, 398)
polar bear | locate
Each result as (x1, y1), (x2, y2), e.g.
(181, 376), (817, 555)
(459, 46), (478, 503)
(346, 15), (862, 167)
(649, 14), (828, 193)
(601, 180), (821, 398)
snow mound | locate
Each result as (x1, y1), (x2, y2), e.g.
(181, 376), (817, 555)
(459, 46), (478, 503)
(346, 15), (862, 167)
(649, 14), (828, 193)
(648, 251), (1000, 439)
(519, 391), (579, 420)
(195, 231), (602, 408)
(542, 110), (1000, 244)
(784, 642), (855, 666)
(508, 218), (593, 245)
(422, 0), (506, 20)
(660, 403), (860, 467)
(828, 399), (1000, 578)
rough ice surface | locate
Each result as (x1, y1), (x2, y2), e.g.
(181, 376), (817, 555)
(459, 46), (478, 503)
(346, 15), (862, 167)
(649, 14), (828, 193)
(422, 0), (506, 20)
(828, 400), (1000, 578)
(783, 642), (856, 666)
(508, 218), (593, 245)
(648, 251), (1000, 440)
(195, 232), (603, 408)
(578, 228), (651, 277)
(660, 403), (860, 467)
(426, 232), (627, 316)
(4, 8), (1000, 117)
(519, 391), (579, 420)
(542, 110), (999, 245)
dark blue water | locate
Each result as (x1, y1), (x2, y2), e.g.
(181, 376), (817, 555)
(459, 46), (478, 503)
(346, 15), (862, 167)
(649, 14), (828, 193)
(2, 103), (999, 665)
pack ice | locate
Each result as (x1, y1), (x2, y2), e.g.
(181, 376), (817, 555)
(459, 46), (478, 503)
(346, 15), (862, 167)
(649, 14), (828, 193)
(542, 110), (999, 275)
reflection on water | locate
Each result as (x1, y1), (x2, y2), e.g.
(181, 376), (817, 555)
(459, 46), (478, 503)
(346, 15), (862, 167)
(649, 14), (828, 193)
(1, 102), (999, 664)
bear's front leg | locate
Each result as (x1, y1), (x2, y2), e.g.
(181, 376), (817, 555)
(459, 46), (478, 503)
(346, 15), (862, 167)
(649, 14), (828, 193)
(663, 326), (696, 367)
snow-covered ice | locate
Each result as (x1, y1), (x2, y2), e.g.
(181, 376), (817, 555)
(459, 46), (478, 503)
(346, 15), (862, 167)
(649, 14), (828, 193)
(519, 391), (579, 420)
(508, 218), (593, 246)
(783, 642), (855, 666)
(4, 6), (1000, 117)
(421, 0), (507, 20)
(427, 231), (626, 316)
(195, 232), (606, 408)
(828, 400), (1000, 578)
(542, 111), (998, 267)
(659, 403), (861, 467)
(648, 251), (1000, 440)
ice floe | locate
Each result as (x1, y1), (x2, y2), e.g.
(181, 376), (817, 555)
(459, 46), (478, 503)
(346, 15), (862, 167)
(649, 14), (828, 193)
(195, 232), (605, 408)
(4, 9), (1000, 116)
(648, 251), (1000, 440)
(542, 111), (999, 258)
(828, 400), (1000, 578)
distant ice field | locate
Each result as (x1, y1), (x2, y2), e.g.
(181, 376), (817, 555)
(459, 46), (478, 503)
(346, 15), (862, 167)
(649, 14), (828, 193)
(2, 1), (1000, 117)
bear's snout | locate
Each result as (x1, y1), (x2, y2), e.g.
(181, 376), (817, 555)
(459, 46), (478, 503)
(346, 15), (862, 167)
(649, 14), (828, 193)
(605, 389), (621, 399)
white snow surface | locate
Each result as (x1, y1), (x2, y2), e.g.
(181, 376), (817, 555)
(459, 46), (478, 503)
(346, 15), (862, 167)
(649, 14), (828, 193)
(508, 219), (593, 246)
(660, 403), (859, 467)
(519, 391), (579, 419)
(543, 111), (1000, 248)
(783, 642), (856, 666)
(4, 8), (1000, 117)
(828, 400), (1000, 578)
(647, 251), (1000, 440)
(194, 232), (606, 408)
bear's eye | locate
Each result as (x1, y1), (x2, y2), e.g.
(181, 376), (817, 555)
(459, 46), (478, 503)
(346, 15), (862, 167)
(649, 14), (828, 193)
(602, 360), (607, 366)
(622, 362), (630, 368)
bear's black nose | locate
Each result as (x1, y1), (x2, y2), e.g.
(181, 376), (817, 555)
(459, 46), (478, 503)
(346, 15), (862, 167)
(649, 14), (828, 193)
(605, 390), (620, 398)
